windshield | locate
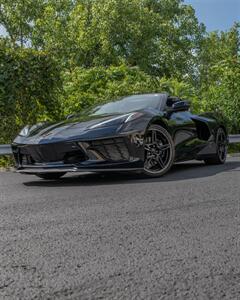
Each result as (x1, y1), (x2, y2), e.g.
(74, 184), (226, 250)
(91, 94), (162, 116)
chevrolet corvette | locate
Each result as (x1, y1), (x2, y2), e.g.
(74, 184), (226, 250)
(12, 93), (228, 179)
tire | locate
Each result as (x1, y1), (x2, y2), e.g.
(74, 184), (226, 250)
(143, 125), (175, 177)
(204, 127), (228, 165)
(36, 172), (66, 180)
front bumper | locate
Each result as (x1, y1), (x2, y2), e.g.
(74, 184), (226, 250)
(16, 161), (143, 174)
(13, 133), (145, 174)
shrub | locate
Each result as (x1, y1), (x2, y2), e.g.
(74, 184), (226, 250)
(0, 42), (62, 143)
(61, 64), (197, 115)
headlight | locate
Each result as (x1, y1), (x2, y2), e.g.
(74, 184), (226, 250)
(19, 125), (31, 137)
(19, 122), (45, 137)
(89, 112), (143, 129)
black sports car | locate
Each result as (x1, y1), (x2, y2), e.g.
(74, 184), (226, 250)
(12, 93), (228, 179)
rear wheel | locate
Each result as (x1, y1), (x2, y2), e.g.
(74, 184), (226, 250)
(36, 173), (66, 180)
(143, 125), (175, 177)
(204, 127), (228, 165)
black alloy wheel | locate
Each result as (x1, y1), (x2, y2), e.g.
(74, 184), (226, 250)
(143, 125), (175, 177)
(204, 127), (228, 165)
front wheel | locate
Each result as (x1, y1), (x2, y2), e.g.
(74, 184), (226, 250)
(143, 125), (175, 177)
(204, 127), (228, 165)
(36, 172), (66, 180)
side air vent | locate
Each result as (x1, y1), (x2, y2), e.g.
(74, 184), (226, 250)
(193, 120), (211, 141)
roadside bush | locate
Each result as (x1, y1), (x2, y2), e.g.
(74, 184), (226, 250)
(200, 58), (240, 133)
(61, 64), (198, 115)
(0, 43), (62, 144)
(61, 64), (154, 115)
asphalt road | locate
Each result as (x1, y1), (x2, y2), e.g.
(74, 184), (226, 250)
(0, 158), (240, 300)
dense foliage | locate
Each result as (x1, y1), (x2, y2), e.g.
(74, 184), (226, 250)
(0, 40), (61, 143)
(62, 65), (199, 115)
(0, 0), (239, 156)
(198, 25), (240, 132)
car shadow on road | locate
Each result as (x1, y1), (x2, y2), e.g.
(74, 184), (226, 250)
(23, 159), (240, 187)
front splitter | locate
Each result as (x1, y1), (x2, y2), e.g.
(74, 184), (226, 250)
(17, 166), (143, 175)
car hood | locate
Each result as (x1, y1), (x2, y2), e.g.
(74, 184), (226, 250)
(14, 113), (131, 144)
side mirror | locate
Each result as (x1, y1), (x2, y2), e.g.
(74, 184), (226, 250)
(171, 101), (190, 112)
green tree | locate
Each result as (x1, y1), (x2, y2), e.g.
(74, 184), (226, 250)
(30, 0), (204, 78)
(199, 23), (240, 132)
(0, 0), (44, 47)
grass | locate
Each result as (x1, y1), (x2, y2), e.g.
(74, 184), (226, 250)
(0, 157), (14, 170)
(228, 143), (240, 154)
